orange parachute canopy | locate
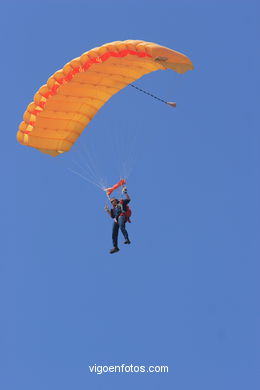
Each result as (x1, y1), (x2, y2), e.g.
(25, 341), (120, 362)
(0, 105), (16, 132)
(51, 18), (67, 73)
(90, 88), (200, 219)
(17, 40), (193, 157)
(105, 179), (126, 196)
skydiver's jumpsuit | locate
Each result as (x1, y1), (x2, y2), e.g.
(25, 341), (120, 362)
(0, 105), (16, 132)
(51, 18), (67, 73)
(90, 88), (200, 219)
(110, 199), (130, 248)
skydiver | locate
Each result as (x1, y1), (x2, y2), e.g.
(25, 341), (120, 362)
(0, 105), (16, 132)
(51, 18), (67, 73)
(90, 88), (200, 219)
(105, 186), (131, 254)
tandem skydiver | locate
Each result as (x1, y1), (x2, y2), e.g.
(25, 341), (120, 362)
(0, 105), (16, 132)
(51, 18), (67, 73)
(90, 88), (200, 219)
(105, 186), (131, 254)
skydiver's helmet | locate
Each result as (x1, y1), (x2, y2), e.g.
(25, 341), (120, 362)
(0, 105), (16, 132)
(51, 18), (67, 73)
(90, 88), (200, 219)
(110, 198), (119, 205)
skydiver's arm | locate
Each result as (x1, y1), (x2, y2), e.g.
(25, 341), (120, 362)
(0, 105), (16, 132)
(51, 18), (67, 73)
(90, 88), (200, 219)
(125, 192), (131, 201)
(105, 204), (113, 217)
(122, 186), (131, 202)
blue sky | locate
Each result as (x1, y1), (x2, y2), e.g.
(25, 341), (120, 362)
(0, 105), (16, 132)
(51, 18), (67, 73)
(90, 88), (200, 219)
(1, 0), (259, 389)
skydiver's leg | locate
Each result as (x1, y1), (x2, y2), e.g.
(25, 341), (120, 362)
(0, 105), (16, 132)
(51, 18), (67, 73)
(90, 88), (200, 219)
(118, 216), (130, 243)
(112, 221), (119, 248)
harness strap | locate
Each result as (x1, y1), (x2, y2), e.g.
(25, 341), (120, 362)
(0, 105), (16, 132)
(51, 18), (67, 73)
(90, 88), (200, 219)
(119, 200), (131, 222)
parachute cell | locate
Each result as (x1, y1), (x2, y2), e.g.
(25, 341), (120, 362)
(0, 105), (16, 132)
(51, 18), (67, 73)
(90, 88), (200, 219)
(17, 40), (193, 156)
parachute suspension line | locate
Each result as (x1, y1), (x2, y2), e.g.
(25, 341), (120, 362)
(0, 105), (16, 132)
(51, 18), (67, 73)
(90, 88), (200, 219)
(123, 132), (138, 180)
(129, 84), (176, 108)
(79, 146), (98, 180)
(72, 152), (103, 190)
(69, 142), (108, 191)
(68, 168), (104, 190)
(77, 143), (107, 190)
(81, 143), (107, 190)
(76, 151), (100, 185)
(118, 131), (138, 183)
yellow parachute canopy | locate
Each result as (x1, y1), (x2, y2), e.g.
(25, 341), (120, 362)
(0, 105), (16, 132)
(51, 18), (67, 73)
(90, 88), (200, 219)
(17, 40), (193, 157)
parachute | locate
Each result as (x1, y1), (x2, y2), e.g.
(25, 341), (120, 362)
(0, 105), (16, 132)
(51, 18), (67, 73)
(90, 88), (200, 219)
(17, 40), (193, 157)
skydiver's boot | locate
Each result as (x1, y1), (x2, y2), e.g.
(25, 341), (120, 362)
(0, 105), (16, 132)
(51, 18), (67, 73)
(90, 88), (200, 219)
(110, 247), (120, 254)
(124, 239), (131, 244)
